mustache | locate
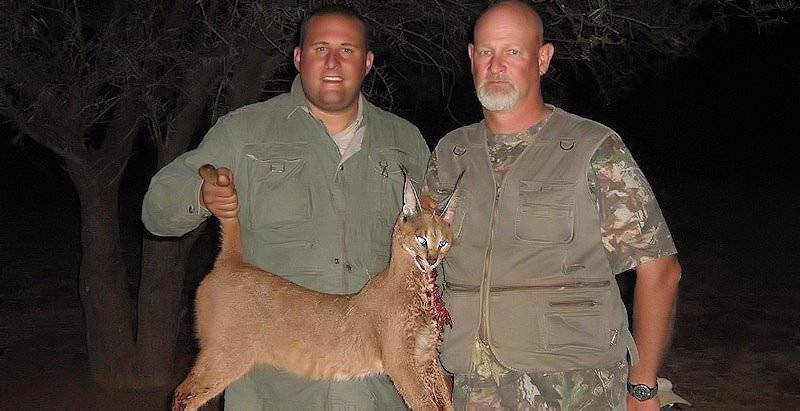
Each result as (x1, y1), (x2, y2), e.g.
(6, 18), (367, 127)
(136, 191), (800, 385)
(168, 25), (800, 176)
(479, 76), (513, 87)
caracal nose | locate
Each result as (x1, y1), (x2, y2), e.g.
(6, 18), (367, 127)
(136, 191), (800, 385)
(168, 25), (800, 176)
(427, 257), (438, 267)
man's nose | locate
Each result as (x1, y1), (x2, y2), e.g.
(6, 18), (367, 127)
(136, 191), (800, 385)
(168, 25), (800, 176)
(325, 51), (340, 68)
(488, 55), (505, 74)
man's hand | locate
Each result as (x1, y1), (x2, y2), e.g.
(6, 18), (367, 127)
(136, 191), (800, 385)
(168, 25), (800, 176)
(626, 395), (661, 411)
(199, 165), (239, 220)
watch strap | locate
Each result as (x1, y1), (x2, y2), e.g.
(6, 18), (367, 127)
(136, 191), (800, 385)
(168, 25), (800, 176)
(627, 381), (659, 401)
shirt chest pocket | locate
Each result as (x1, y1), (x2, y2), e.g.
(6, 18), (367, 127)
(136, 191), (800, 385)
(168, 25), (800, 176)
(243, 143), (312, 229)
(515, 180), (575, 244)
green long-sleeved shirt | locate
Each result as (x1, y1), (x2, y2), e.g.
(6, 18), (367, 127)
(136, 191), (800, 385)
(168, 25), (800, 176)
(142, 75), (430, 409)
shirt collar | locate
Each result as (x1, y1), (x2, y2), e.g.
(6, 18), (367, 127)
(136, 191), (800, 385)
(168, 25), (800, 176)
(484, 104), (555, 144)
(286, 74), (366, 130)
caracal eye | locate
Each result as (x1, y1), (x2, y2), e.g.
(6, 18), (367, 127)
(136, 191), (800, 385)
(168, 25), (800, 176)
(415, 235), (427, 247)
(438, 239), (448, 248)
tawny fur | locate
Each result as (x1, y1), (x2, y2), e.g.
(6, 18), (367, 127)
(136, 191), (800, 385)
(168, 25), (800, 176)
(172, 165), (457, 411)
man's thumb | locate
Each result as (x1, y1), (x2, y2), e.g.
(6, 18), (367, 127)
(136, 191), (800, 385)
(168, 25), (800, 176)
(217, 168), (233, 187)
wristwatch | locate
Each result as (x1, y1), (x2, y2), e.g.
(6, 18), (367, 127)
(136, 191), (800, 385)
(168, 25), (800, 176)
(627, 381), (659, 401)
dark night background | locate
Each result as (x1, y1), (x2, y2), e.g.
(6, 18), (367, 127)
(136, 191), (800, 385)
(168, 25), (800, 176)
(1, 7), (799, 411)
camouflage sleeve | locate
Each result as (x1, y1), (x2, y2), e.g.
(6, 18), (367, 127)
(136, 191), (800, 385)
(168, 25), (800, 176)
(588, 134), (677, 274)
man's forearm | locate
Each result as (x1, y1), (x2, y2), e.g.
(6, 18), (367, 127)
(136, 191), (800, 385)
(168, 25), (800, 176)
(628, 255), (682, 385)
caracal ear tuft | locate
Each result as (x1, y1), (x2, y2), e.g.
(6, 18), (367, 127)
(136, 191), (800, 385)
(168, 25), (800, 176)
(437, 170), (465, 225)
(400, 165), (421, 220)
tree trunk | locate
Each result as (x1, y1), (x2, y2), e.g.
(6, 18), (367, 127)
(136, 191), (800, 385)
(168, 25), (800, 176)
(133, 230), (202, 386)
(73, 174), (136, 386)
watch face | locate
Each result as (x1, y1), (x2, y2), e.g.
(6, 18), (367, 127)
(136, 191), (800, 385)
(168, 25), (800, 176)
(632, 384), (654, 401)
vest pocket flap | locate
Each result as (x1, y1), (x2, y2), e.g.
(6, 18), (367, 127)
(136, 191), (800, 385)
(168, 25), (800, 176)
(518, 180), (575, 205)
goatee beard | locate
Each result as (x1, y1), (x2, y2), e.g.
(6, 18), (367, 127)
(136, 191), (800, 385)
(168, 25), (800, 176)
(476, 79), (520, 111)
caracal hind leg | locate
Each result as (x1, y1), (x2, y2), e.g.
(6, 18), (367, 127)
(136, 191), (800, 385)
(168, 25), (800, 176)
(172, 349), (253, 411)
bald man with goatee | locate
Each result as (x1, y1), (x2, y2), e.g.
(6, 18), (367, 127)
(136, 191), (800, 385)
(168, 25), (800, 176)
(424, 1), (682, 409)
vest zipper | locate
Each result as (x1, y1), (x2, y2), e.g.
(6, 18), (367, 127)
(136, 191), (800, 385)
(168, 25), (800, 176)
(448, 280), (611, 293)
(478, 184), (502, 341)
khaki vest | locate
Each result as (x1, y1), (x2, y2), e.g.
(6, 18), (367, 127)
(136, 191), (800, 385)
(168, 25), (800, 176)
(431, 108), (637, 374)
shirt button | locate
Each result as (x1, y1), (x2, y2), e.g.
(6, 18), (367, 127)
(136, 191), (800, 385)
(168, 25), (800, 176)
(345, 264), (352, 271)
(187, 204), (195, 214)
(334, 258), (340, 264)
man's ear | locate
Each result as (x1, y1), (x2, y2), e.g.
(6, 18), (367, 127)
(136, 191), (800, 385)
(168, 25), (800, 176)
(293, 46), (302, 72)
(364, 50), (374, 76)
(467, 43), (475, 69)
(538, 43), (554, 76)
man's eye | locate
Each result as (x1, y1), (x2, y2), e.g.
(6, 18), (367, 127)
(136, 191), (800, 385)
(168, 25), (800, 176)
(416, 235), (427, 246)
(479, 49), (492, 56)
(508, 49), (520, 55)
(341, 48), (353, 55)
(315, 46), (327, 52)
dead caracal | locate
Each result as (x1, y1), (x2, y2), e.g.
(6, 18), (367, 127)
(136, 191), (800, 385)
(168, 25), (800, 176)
(172, 164), (460, 411)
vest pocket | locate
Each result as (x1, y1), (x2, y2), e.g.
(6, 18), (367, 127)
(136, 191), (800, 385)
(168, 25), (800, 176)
(244, 143), (312, 229)
(489, 288), (611, 357)
(545, 312), (607, 351)
(543, 291), (610, 352)
(440, 288), (481, 374)
(515, 180), (575, 244)
(489, 291), (546, 353)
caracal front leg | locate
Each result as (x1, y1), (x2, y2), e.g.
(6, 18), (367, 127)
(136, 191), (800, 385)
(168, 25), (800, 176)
(385, 360), (438, 410)
(384, 342), (447, 411)
(172, 348), (254, 411)
(424, 359), (454, 411)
